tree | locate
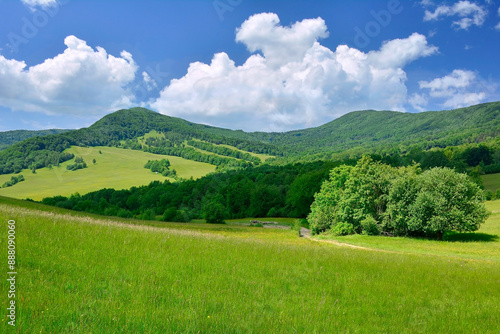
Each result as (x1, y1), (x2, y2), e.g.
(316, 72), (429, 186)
(392, 167), (489, 239)
(309, 158), (489, 239)
(308, 165), (353, 235)
(203, 202), (226, 224)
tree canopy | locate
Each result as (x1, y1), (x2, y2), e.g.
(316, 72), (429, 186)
(308, 157), (489, 239)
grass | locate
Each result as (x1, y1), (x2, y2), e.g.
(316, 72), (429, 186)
(482, 173), (500, 192)
(1, 197), (499, 333)
(0, 146), (215, 201)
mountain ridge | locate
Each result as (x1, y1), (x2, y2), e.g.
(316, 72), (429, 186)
(0, 101), (499, 173)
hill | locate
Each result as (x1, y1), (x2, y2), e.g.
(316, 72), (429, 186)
(0, 108), (279, 175)
(251, 101), (500, 159)
(2, 102), (499, 175)
(0, 128), (70, 151)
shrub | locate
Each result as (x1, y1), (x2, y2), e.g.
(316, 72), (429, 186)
(485, 190), (494, 201)
(2, 175), (25, 188)
(203, 202), (226, 224)
(327, 222), (354, 236)
(361, 216), (380, 236)
(292, 219), (302, 237)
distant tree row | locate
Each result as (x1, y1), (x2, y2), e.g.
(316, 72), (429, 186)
(2, 174), (24, 188)
(186, 140), (261, 165)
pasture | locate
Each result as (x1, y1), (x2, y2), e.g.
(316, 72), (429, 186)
(0, 197), (499, 333)
(0, 146), (215, 201)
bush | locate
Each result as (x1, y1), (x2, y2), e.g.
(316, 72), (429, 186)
(2, 174), (25, 188)
(361, 216), (380, 235)
(291, 219), (302, 237)
(203, 202), (226, 224)
(327, 222), (354, 236)
(403, 168), (489, 239)
(485, 190), (494, 201)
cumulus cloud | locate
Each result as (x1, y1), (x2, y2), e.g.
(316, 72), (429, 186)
(0, 35), (137, 116)
(152, 13), (438, 131)
(417, 70), (486, 108)
(423, 1), (487, 30)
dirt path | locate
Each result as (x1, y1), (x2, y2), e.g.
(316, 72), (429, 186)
(298, 226), (398, 252)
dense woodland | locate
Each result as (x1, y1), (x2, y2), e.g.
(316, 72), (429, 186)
(41, 161), (343, 221)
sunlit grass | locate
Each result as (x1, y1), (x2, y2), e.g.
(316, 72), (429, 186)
(0, 146), (215, 200)
(0, 197), (499, 333)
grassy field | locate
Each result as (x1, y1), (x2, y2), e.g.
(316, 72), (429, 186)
(482, 173), (500, 192)
(1, 197), (499, 333)
(0, 146), (215, 201)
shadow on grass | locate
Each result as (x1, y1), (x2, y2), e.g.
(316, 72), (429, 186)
(444, 232), (499, 243)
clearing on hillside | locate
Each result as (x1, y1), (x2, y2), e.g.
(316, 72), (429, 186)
(0, 146), (215, 200)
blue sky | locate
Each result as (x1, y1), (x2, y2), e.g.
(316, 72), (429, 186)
(0, 0), (499, 132)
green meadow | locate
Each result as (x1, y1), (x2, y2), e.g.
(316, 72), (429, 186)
(0, 146), (215, 201)
(1, 197), (499, 333)
(482, 172), (500, 192)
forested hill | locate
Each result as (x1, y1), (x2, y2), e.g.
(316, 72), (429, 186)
(0, 129), (70, 151)
(251, 101), (500, 159)
(1, 102), (499, 174)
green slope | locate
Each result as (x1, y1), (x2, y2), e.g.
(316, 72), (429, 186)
(251, 101), (500, 158)
(0, 146), (215, 200)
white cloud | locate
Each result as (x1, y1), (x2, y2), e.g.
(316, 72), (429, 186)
(235, 12), (329, 69)
(409, 93), (428, 112)
(0, 35), (137, 117)
(424, 1), (487, 30)
(142, 72), (157, 91)
(418, 70), (486, 108)
(21, 0), (58, 10)
(152, 13), (438, 131)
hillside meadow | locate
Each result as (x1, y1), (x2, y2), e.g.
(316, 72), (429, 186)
(1, 197), (499, 333)
(482, 172), (500, 192)
(0, 146), (215, 201)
